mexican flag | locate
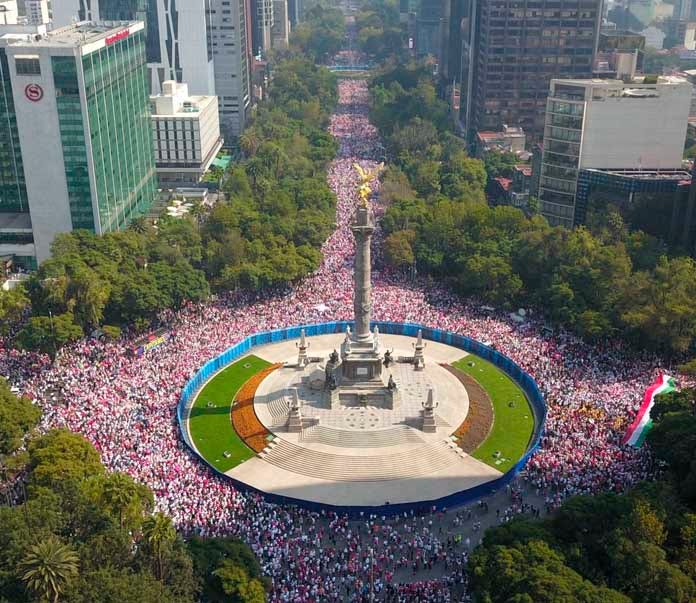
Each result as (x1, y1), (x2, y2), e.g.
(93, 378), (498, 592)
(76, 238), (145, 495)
(623, 374), (676, 448)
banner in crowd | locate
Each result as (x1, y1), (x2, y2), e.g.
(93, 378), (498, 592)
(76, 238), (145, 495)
(623, 373), (676, 448)
(130, 328), (172, 357)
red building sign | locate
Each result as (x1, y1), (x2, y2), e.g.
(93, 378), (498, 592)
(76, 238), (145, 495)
(105, 29), (130, 46)
(24, 83), (43, 102)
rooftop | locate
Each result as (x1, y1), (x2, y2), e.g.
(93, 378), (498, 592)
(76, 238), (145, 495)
(584, 167), (692, 181)
(4, 20), (143, 49)
(553, 75), (689, 88)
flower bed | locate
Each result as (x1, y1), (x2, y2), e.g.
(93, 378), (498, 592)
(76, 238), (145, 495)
(231, 364), (282, 452)
(442, 364), (494, 453)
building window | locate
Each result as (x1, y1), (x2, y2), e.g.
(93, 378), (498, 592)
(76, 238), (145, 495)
(15, 58), (41, 75)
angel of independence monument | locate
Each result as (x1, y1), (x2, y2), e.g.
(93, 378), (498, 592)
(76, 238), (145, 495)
(321, 171), (402, 409)
(300, 163), (430, 413)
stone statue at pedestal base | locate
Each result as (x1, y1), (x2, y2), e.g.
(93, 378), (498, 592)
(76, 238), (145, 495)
(413, 329), (426, 371)
(287, 388), (304, 432)
(296, 328), (309, 369)
(422, 387), (437, 433)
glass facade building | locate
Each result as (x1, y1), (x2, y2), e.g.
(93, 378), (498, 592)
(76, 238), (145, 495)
(0, 48), (28, 214)
(81, 28), (158, 232)
(462, 0), (601, 143)
(1, 21), (158, 264)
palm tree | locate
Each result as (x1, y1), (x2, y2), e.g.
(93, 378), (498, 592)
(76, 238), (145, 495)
(128, 216), (149, 234)
(19, 537), (79, 603)
(142, 512), (176, 581)
(102, 473), (140, 530)
(239, 132), (259, 157)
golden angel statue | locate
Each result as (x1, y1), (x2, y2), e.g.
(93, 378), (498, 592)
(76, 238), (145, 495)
(353, 162), (384, 208)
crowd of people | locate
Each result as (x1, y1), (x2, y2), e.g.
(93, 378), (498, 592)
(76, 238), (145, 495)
(0, 79), (675, 601)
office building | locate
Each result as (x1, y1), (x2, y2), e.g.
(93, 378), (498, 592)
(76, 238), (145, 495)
(0, 0), (17, 24)
(271, 0), (289, 48)
(538, 74), (691, 227)
(415, 0), (444, 59)
(0, 21), (158, 264)
(210, 0), (252, 137)
(288, 0), (302, 26)
(54, 0), (252, 139)
(460, 0), (602, 143)
(51, 0), (100, 28)
(252, 0), (274, 54)
(25, 0), (49, 25)
(150, 80), (223, 185)
(593, 30), (644, 76)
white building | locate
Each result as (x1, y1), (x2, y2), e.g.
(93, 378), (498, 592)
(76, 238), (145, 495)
(150, 81), (223, 185)
(0, 0), (18, 25)
(539, 74), (692, 227)
(53, 0), (251, 139)
(209, 0), (252, 137)
(25, 0), (49, 25)
(641, 25), (666, 48)
(0, 21), (158, 265)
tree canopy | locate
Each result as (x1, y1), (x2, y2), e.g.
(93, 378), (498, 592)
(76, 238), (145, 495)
(0, 427), (266, 603)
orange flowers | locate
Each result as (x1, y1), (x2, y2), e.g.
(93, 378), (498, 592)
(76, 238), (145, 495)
(442, 364), (494, 454)
(231, 363), (282, 453)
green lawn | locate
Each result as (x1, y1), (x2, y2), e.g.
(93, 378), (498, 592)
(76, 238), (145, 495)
(188, 355), (271, 473)
(453, 355), (535, 472)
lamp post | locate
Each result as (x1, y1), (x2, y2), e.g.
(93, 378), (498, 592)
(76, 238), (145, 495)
(48, 309), (57, 361)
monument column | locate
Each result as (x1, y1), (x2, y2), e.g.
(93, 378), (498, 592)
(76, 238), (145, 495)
(352, 206), (374, 341)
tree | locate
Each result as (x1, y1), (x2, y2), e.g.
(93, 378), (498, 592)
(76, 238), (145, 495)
(468, 539), (630, 603)
(0, 286), (29, 334)
(65, 568), (177, 603)
(187, 536), (267, 602)
(213, 561), (266, 603)
(28, 430), (104, 491)
(141, 513), (176, 582)
(483, 150), (519, 180)
(19, 537), (79, 603)
(384, 230), (415, 268)
(0, 378), (41, 455)
(16, 313), (83, 358)
(84, 473), (153, 531)
(622, 256), (696, 352)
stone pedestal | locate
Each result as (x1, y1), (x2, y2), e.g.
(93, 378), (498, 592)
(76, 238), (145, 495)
(296, 328), (309, 369)
(288, 408), (303, 432)
(421, 388), (437, 432)
(287, 388), (304, 432)
(413, 329), (426, 371)
(386, 387), (400, 410)
(323, 388), (340, 409)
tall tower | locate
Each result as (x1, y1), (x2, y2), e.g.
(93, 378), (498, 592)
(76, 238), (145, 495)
(340, 204), (383, 383)
(352, 205), (373, 341)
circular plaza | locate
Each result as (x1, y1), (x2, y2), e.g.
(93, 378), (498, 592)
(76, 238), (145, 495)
(179, 324), (545, 512)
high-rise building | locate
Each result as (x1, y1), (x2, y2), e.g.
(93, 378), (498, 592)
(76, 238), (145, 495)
(150, 80), (223, 185)
(25, 0), (49, 24)
(271, 0), (290, 48)
(0, 21), (158, 264)
(53, 0), (251, 139)
(252, 0), (275, 54)
(209, 0), (251, 137)
(51, 0), (99, 28)
(0, 0), (18, 24)
(538, 75), (691, 227)
(287, 0), (302, 27)
(459, 0), (602, 143)
(415, 0), (444, 59)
